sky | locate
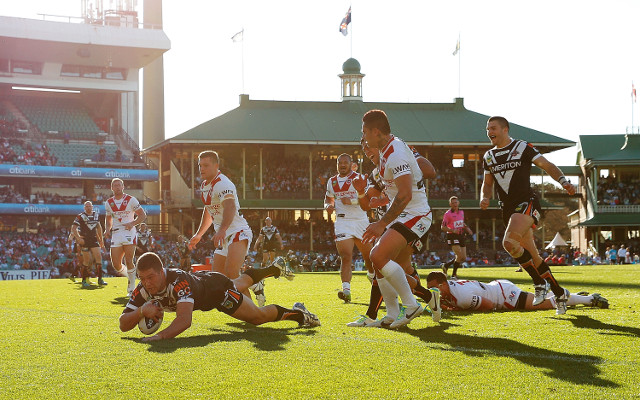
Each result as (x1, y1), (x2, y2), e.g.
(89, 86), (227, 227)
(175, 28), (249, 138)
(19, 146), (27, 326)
(4, 1), (640, 166)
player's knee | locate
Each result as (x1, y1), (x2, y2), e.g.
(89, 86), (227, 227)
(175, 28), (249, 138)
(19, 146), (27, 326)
(369, 247), (388, 270)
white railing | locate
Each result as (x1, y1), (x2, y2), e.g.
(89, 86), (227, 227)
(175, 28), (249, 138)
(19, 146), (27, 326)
(597, 205), (640, 213)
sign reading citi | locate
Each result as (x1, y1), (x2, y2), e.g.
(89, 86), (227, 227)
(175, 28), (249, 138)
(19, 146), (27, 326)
(0, 164), (157, 180)
(0, 203), (161, 216)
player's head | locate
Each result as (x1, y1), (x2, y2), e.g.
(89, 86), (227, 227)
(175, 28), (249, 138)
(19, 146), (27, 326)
(198, 150), (220, 181)
(265, 216), (272, 226)
(136, 252), (166, 295)
(426, 271), (451, 295)
(336, 153), (352, 176)
(449, 196), (459, 210)
(111, 178), (124, 195)
(360, 134), (380, 164)
(83, 201), (93, 214)
(140, 222), (147, 231)
(486, 116), (510, 147)
(362, 109), (391, 149)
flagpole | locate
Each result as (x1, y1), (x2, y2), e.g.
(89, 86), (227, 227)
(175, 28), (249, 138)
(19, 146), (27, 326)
(241, 28), (245, 94)
(350, 5), (353, 57)
(457, 33), (461, 98)
(632, 81), (635, 133)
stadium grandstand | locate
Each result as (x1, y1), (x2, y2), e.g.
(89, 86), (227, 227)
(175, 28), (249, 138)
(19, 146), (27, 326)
(142, 56), (579, 262)
(0, 0), (164, 235)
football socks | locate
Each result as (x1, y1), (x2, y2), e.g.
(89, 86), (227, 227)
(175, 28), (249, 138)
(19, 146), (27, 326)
(380, 260), (419, 308)
(366, 278), (383, 320)
(516, 250), (546, 286)
(537, 261), (564, 298)
(274, 305), (304, 324)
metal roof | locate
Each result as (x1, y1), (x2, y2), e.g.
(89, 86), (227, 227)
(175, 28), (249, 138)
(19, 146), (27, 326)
(146, 96), (575, 152)
(578, 134), (640, 166)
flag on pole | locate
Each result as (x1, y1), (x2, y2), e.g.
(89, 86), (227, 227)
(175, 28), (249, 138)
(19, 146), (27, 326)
(452, 39), (460, 56)
(633, 82), (637, 103)
(232, 29), (244, 43)
(340, 7), (351, 36)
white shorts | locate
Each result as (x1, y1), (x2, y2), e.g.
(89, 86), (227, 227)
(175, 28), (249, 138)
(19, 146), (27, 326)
(492, 280), (523, 310)
(334, 218), (368, 242)
(213, 228), (253, 258)
(110, 228), (137, 248)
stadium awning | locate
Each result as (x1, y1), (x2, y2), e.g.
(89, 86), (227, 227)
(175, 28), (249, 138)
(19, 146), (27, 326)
(577, 213), (640, 227)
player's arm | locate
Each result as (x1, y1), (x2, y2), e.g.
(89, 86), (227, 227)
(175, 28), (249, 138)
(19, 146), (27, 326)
(475, 296), (497, 312)
(104, 214), (113, 237)
(416, 156), (436, 180)
(71, 224), (85, 245)
(533, 155), (576, 195)
(119, 300), (163, 332)
(190, 208), (213, 249)
(380, 174), (412, 226)
(126, 207), (147, 230)
(67, 232), (74, 252)
(96, 222), (105, 249)
(480, 172), (494, 210)
(276, 232), (284, 250)
(144, 302), (194, 341)
(211, 198), (236, 248)
(323, 193), (335, 213)
(253, 233), (264, 251)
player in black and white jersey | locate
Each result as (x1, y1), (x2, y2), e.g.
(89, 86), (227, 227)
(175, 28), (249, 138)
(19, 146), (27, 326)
(253, 217), (283, 267)
(119, 252), (319, 342)
(71, 201), (106, 287)
(135, 223), (154, 257)
(480, 116), (576, 315)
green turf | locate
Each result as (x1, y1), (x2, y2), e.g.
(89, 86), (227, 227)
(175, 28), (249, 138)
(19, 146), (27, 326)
(1, 265), (639, 399)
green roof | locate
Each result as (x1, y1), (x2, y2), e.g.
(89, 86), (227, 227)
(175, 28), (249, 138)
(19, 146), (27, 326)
(149, 97), (574, 151)
(531, 165), (582, 176)
(577, 213), (640, 227)
(578, 134), (640, 165)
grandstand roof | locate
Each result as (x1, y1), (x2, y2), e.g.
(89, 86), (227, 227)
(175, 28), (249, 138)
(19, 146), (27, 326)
(578, 134), (640, 166)
(148, 95), (574, 152)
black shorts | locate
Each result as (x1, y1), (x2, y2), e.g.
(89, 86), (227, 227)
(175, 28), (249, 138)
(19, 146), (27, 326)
(82, 240), (100, 251)
(446, 233), (466, 248)
(195, 271), (244, 316)
(502, 196), (542, 228)
(262, 242), (278, 253)
(390, 222), (428, 254)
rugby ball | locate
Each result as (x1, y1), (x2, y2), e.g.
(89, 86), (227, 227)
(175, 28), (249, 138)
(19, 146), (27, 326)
(138, 300), (163, 335)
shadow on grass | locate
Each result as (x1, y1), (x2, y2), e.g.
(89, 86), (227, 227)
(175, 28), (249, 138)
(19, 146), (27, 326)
(110, 296), (130, 306)
(566, 315), (640, 338)
(404, 322), (618, 388)
(122, 321), (318, 353)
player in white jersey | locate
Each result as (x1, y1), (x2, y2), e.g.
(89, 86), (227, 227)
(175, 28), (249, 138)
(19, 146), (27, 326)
(361, 109), (437, 329)
(324, 153), (373, 303)
(104, 178), (147, 296)
(426, 271), (609, 311)
(189, 150), (254, 280)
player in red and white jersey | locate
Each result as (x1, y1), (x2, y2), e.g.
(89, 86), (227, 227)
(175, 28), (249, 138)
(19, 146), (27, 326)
(189, 150), (253, 280)
(361, 109), (438, 329)
(440, 196), (473, 280)
(426, 271), (608, 312)
(104, 178), (147, 296)
(324, 153), (373, 303)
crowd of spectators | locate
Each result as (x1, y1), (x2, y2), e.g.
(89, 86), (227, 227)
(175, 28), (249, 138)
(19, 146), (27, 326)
(597, 176), (640, 206)
(1, 138), (58, 166)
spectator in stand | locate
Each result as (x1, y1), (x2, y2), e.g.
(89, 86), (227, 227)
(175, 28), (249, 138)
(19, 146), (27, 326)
(618, 245), (627, 265)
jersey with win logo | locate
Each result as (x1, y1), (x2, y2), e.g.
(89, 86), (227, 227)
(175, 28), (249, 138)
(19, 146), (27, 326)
(73, 210), (101, 243)
(482, 139), (541, 206)
(260, 225), (280, 245)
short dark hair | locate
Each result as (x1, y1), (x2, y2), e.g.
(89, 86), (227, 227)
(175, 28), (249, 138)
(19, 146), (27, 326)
(337, 153), (352, 163)
(136, 252), (163, 273)
(198, 150), (219, 164)
(362, 109), (391, 134)
(426, 271), (448, 284)
(488, 116), (509, 131)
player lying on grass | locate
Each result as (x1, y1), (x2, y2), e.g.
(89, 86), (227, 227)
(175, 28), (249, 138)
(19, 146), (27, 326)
(426, 271), (609, 312)
(119, 252), (319, 342)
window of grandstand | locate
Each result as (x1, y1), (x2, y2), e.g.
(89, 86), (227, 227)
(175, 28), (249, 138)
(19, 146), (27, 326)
(12, 60), (42, 75)
(0, 59), (9, 73)
(105, 68), (127, 80)
(80, 66), (102, 79)
(60, 65), (81, 77)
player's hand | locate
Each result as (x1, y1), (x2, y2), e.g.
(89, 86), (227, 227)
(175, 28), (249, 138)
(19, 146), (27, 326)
(369, 196), (389, 208)
(141, 301), (164, 323)
(362, 221), (385, 244)
(77, 237), (85, 245)
(563, 181), (576, 195)
(124, 222), (134, 230)
(352, 174), (368, 193)
(480, 198), (490, 210)
(142, 334), (163, 342)
(188, 234), (201, 251)
(324, 203), (335, 213)
(212, 229), (226, 248)
(340, 197), (353, 205)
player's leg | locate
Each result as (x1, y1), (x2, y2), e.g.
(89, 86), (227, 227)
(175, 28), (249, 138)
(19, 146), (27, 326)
(90, 247), (106, 286)
(224, 239), (249, 279)
(522, 228), (564, 300)
(110, 245), (126, 275)
(335, 238), (355, 302)
(229, 293), (318, 327)
(122, 244), (137, 295)
(354, 238), (374, 279)
(261, 250), (270, 268)
(80, 249), (92, 287)
(503, 214), (547, 290)
(370, 227), (422, 327)
(212, 253), (227, 275)
(451, 244), (464, 279)
(268, 250), (276, 265)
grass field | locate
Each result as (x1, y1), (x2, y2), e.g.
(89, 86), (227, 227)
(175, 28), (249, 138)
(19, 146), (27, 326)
(1, 264), (639, 399)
